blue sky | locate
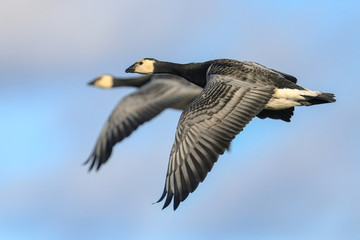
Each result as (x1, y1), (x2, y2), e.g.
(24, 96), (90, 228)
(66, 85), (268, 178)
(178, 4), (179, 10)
(1, 0), (359, 239)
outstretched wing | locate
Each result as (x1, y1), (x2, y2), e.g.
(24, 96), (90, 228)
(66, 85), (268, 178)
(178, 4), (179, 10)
(85, 76), (200, 171)
(157, 74), (275, 210)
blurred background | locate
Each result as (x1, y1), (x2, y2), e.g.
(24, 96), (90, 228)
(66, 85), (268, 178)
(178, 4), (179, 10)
(1, 0), (359, 239)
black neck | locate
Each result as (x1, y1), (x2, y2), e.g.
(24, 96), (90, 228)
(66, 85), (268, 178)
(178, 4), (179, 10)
(112, 74), (153, 88)
(154, 61), (211, 87)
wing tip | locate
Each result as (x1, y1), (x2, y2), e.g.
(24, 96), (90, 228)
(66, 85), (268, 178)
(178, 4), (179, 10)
(83, 154), (104, 172)
(155, 188), (180, 210)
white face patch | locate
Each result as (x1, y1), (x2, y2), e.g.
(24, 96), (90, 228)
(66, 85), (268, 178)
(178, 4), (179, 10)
(94, 75), (114, 88)
(134, 59), (155, 74)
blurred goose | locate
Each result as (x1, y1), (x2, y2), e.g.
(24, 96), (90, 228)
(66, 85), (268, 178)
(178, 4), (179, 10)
(85, 74), (202, 171)
(126, 58), (336, 210)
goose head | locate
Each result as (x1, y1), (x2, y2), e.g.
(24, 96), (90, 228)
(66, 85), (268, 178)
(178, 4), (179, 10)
(88, 75), (114, 88)
(125, 58), (157, 74)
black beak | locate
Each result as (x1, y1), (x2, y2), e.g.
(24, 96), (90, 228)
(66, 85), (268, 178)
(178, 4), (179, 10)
(88, 77), (99, 86)
(125, 64), (136, 73)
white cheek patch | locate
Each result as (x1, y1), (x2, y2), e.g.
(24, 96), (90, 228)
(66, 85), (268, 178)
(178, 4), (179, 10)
(135, 60), (155, 73)
(94, 75), (113, 88)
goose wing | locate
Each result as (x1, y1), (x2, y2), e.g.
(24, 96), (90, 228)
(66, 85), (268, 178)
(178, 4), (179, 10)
(85, 75), (201, 171)
(243, 61), (297, 83)
(157, 73), (275, 210)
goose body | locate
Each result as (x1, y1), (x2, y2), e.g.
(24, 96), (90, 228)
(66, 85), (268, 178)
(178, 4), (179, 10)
(126, 58), (336, 210)
(85, 74), (202, 171)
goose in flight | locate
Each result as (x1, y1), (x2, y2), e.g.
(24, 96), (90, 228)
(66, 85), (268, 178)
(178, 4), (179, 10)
(84, 74), (202, 171)
(126, 58), (336, 210)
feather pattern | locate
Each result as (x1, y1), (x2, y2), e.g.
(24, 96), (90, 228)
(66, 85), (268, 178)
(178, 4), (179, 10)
(157, 71), (275, 210)
(85, 75), (202, 171)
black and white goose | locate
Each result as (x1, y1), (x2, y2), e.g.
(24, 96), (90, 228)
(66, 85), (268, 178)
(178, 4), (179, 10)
(84, 74), (202, 171)
(126, 58), (336, 210)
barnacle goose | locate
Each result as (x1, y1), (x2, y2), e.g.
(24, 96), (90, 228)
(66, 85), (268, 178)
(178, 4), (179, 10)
(126, 58), (336, 210)
(85, 74), (202, 171)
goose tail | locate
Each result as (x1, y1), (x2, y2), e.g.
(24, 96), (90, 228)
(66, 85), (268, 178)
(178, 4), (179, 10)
(303, 92), (336, 106)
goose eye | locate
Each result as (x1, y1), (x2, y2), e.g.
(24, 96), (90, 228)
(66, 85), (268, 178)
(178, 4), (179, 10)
(139, 61), (143, 65)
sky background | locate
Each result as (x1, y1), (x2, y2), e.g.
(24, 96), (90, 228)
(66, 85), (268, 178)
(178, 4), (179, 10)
(1, 0), (359, 239)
